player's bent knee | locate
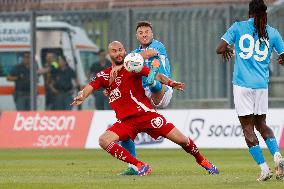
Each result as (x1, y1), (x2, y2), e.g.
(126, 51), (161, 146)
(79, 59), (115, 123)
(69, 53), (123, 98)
(99, 131), (119, 149)
(166, 127), (188, 146)
(244, 134), (258, 146)
(255, 125), (264, 133)
(99, 135), (111, 149)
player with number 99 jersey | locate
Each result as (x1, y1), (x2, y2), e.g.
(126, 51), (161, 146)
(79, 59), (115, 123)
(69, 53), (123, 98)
(222, 18), (284, 89)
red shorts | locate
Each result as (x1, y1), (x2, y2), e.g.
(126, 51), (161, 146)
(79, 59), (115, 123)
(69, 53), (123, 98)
(107, 111), (175, 141)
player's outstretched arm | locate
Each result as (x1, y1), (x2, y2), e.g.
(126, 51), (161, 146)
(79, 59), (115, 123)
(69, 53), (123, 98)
(70, 84), (93, 106)
(279, 54), (284, 66)
(216, 40), (234, 62)
(139, 49), (158, 59)
(156, 73), (185, 91)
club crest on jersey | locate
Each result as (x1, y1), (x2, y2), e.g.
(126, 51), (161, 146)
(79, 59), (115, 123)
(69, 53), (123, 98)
(151, 117), (164, 128)
(115, 77), (122, 86)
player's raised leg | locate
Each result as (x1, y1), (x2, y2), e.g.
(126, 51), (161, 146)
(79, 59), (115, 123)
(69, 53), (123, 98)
(146, 59), (168, 106)
(165, 126), (219, 174)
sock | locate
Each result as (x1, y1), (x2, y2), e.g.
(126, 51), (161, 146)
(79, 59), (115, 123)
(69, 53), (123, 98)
(265, 137), (280, 156)
(121, 139), (136, 157)
(260, 162), (270, 172)
(182, 138), (204, 164)
(274, 152), (282, 163)
(105, 142), (142, 166)
(149, 80), (162, 93)
(128, 164), (137, 170)
(249, 145), (265, 165)
(121, 139), (137, 169)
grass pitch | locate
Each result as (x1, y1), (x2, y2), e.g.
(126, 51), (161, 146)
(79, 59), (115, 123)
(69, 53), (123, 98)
(0, 149), (283, 189)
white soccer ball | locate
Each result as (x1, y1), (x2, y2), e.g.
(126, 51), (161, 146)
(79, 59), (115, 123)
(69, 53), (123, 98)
(124, 53), (144, 73)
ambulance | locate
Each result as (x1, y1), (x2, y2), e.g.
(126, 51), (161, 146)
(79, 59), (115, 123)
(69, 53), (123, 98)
(0, 21), (99, 110)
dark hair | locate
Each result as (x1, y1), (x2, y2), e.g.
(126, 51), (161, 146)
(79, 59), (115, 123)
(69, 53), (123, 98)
(136, 21), (153, 31)
(249, 0), (268, 42)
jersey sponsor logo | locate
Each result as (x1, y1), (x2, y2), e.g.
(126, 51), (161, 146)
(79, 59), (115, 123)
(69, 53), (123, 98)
(151, 117), (164, 128)
(109, 87), (121, 103)
(97, 71), (109, 81)
(238, 34), (269, 62)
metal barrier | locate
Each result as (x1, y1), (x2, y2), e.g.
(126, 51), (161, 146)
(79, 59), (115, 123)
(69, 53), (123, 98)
(0, 4), (283, 109)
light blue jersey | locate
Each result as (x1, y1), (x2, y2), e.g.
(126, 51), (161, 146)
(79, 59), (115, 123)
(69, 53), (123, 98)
(222, 18), (284, 89)
(133, 39), (172, 88)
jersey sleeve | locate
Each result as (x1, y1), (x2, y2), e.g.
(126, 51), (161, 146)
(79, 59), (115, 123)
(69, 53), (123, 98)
(273, 29), (284, 55)
(89, 72), (105, 90)
(149, 41), (166, 56)
(139, 65), (150, 76)
(131, 48), (140, 53)
(221, 22), (238, 45)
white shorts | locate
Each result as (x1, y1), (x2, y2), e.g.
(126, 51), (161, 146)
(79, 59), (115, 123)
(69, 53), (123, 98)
(233, 85), (268, 116)
(145, 86), (173, 109)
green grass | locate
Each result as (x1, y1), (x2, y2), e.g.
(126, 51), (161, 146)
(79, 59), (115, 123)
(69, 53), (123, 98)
(0, 149), (283, 189)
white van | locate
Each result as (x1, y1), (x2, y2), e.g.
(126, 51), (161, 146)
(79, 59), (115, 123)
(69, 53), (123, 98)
(0, 21), (99, 110)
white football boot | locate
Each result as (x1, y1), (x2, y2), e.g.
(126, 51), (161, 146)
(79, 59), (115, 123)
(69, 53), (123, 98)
(256, 169), (273, 181)
(274, 154), (284, 180)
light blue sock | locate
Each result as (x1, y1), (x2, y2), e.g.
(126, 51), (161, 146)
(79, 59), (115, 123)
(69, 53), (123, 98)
(121, 139), (136, 157)
(249, 145), (265, 165)
(265, 137), (280, 156)
(149, 80), (162, 93)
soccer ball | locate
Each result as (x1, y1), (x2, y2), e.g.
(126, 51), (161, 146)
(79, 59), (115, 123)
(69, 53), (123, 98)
(124, 53), (144, 73)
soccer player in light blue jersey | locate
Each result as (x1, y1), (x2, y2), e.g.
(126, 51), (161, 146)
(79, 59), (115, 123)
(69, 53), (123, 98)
(120, 21), (176, 175)
(134, 21), (173, 108)
(216, 0), (284, 181)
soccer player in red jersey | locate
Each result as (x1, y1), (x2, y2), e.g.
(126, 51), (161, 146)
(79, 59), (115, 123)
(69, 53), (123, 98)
(71, 41), (219, 176)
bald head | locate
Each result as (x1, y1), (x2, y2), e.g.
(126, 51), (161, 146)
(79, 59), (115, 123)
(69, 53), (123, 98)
(108, 41), (124, 51)
(108, 41), (126, 66)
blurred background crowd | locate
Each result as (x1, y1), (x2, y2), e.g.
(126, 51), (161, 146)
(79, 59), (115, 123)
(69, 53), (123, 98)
(0, 0), (283, 111)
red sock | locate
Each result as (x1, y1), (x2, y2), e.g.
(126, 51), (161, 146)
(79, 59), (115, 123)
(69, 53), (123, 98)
(105, 142), (142, 166)
(182, 138), (204, 164)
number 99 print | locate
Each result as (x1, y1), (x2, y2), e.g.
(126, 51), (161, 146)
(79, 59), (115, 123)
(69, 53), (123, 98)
(239, 34), (269, 62)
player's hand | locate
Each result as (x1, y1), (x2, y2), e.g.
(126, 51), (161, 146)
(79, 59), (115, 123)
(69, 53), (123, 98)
(222, 47), (234, 62)
(70, 90), (84, 106)
(103, 89), (109, 97)
(168, 80), (185, 91)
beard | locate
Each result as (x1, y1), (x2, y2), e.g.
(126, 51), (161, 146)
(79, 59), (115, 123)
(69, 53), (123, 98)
(114, 59), (123, 65)
(111, 54), (124, 66)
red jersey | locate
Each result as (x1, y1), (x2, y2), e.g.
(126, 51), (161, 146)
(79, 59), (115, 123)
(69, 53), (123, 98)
(89, 65), (155, 120)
